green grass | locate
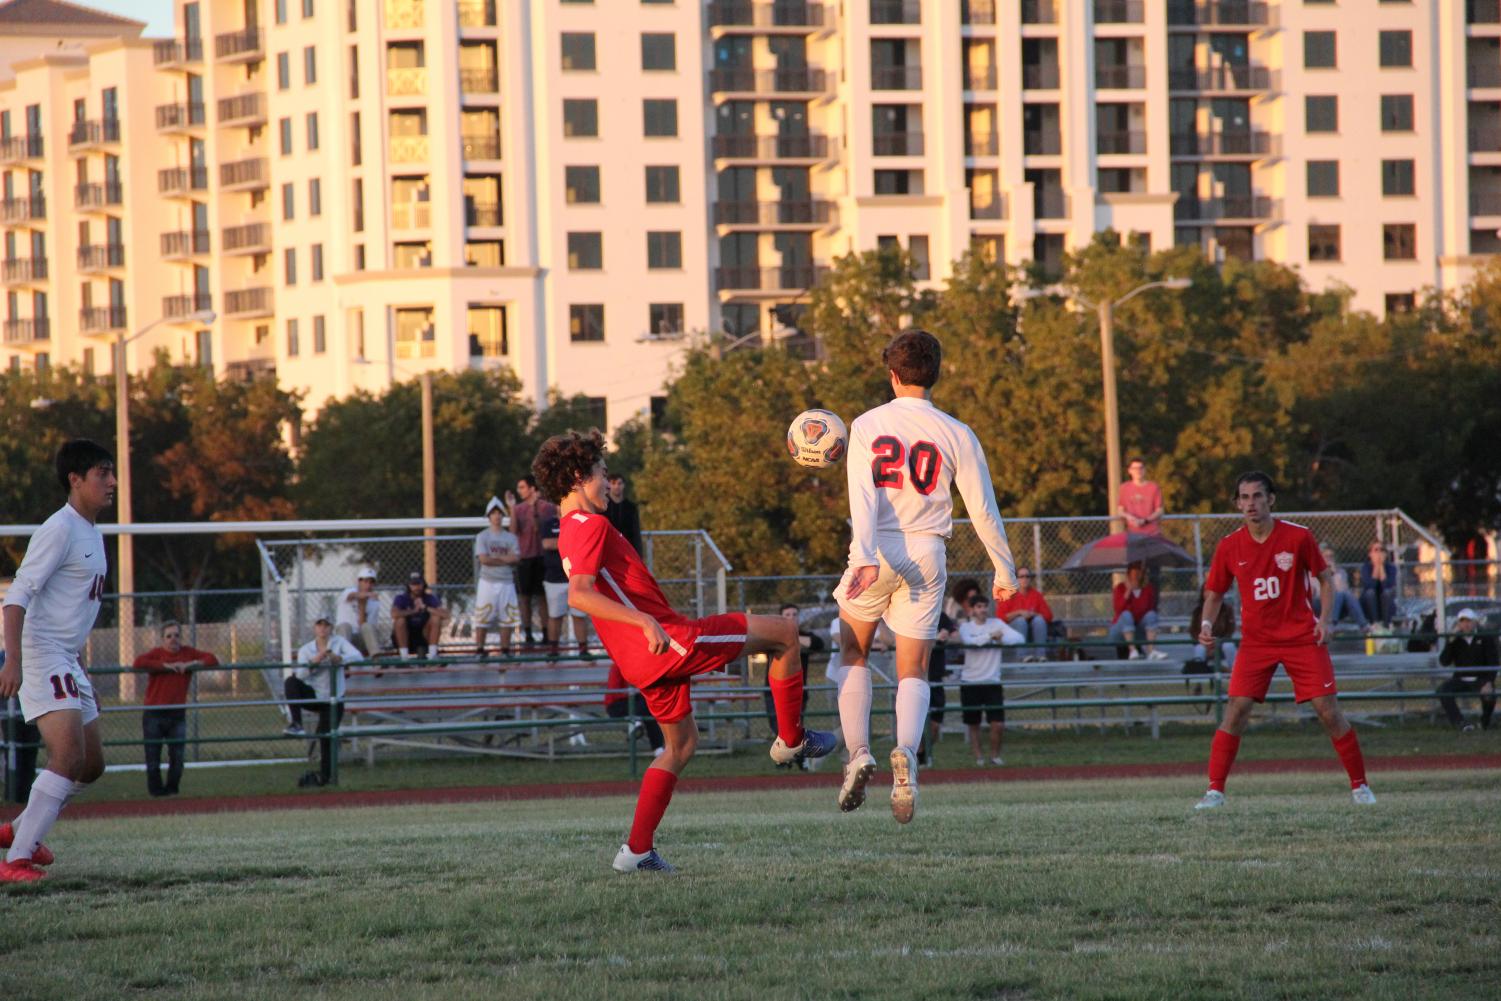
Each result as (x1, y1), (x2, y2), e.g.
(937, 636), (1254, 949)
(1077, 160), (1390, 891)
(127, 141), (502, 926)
(2, 770), (1497, 1000)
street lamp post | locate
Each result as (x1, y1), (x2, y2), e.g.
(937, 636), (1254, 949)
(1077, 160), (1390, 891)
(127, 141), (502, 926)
(420, 370), (437, 583)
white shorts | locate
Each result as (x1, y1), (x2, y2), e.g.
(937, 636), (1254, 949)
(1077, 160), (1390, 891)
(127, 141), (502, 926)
(473, 579), (519, 629)
(833, 532), (947, 640)
(543, 580), (585, 619)
(19, 658), (99, 725)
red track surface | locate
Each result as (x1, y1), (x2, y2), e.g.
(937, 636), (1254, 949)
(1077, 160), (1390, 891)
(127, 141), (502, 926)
(5, 753), (1495, 823)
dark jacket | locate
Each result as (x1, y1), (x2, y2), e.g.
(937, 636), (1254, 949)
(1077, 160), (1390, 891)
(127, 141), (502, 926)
(1439, 632), (1498, 685)
(605, 497), (643, 555)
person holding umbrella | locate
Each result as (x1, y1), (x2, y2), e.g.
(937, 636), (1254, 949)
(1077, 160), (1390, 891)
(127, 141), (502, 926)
(1107, 561), (1167, 660)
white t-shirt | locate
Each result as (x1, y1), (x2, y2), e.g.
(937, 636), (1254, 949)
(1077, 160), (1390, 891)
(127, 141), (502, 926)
(845, 396), (1017, 592)
(294, 634), (361, 699)
(474, 528), (518, 583)
(335, 586), (382, 630)
(956, 617), (1024, 684)
(3, 504), (108, 667)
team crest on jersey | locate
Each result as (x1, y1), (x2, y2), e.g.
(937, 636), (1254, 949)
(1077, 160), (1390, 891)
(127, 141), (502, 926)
(1274, 551), (1294, 571)
(801, 418), (830, 445)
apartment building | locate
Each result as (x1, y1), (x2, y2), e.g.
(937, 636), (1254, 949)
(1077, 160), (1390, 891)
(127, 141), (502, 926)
(1, 0), (1496, 429)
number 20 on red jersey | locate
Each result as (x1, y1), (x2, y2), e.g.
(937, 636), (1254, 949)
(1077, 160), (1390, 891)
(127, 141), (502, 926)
(870, 436), (943, 495)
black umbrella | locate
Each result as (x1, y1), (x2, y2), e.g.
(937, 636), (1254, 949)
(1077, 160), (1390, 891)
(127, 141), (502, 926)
(1061, 531), (1196, 570)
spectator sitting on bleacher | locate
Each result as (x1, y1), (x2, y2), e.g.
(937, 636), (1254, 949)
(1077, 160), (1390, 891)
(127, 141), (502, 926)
(1108, 561), (1167, 660)
(1360, 541), (1397, 627)
(995, 567), (1055, 662)
(391, 572), (449, 660)
(288, 616), (359, 788)
(1436, 608), (1497, 732)
(1185, 597), (1237, 701)
(943, 577), (982, 622)
(335, 567), (383, 656)
(1315, 544), (1369, 632)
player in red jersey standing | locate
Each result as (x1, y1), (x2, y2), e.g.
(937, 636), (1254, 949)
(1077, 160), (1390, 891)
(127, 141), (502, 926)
(533, 430), (836, 873)
(1194, 471), (1375, 809)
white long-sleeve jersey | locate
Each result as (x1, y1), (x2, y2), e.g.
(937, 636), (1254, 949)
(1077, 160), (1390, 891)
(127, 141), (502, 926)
(3, 504), (108, 667)
(844, 396), (1017, 590)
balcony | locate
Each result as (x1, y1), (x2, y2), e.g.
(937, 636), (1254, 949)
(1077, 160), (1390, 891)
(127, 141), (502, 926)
(872, 131), (924, 156)
(156, 102), (206, 133)
(1035, 190), (1069, 219)
(962, 1), (997, 25)
(1471, 190), (1501, 215)
(77, 244), (125, 272)
(215, 27), (264, 63)
(1170, 130), (1277, 157)
(714, 264), (829, 292)
(1470, 127), (1501, 151)
(74, 182), (123, 210)
(222, 222), (272, 255)
(386, 0), (425, 29)
(1024, 129), (1062, 155)
(710, 67), (831, 95)
(1, 258), (47, 285)
(713, 133), (831, 160)
(1167, 1), (1272, 28)
(218, 92), (266, 127)
(970, 195), (1006, 221)
(965, 132), (1000, 156)
(1096, 65), (1146, 89)
(79, 307), (127, 334)
(224, 287), (274, 319)
(0, 197), (45, 223)
(465, 202), (502, 226)
(1022, 0), (1057, 22)
(456, 0), (496, 27)
(1095, 0), (1144, 23)
(870, 0), (920, 24)
(965, 67), (998, 91)
(387, 67), (428, 97)
(459, 67), (499, 93)
(3, 318), (50, 344)
(1173, 195), (1276, 221)
(153, 37), (203, 67)
(1098, 130), (1147, 155)
(461, 134), (502, 160)
(0, 134), (44, 163)
(161, 230), (211, 259)
(713, 200), (835, 227)
(707, 1), (826, 30)
(1473, 1), (1501, 26)
(1170, 65), (1274, 92)
(1023, 64), (1060, 89)
(226, 358), (277, 382)
(389, 136), (430, 163)
(1468, 62), (1501, 88)
(159, 166), (209, 196)
(164, 293), (213, 320)
(392, 201), (432, 229)
(871, 65), (923, 90)
(68, 119), (121, 149)
(220, 157), (269, 191)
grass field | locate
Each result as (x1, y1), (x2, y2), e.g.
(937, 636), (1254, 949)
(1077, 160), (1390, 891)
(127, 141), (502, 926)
(2, 768), (1496, 1001)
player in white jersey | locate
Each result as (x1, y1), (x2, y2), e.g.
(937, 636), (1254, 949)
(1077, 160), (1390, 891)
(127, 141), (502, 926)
(0, 440), (116, 882)
(833, 329), (1019, 823)
(473, 496), (520, 656)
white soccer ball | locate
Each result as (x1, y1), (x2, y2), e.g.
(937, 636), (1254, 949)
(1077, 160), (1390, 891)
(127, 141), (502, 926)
(786, 409), (848, 469)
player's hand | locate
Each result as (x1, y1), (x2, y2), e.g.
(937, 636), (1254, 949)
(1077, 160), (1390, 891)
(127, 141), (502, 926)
(0, 661), (19, 699)
(845, 565), (879, 601)
(993, 582), (1016, 604)
(641, 618), (671, 656)
(1314, 620), (1331, 646)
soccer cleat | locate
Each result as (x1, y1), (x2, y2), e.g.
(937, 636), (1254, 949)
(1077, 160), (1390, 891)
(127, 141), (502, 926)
(889, 747), (919, 824)
(769, 728), (839, 769)
(283, 724), (306, 737)
(990, 756), (1005, 766)
(1194, 789), (1226, 810)
(612, 844), (676, 874)
(0, 859), (45, 883)
(1351, 783), (1377, 805)
(0, 822), (53, 867)
(974, 757), (985, 767)
(837, 750), (878, 813)
(1146, 650), (1170, 661)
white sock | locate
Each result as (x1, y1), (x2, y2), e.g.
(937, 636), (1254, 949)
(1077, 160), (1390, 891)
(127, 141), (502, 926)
(836, 663), (872, 759)
(894, 677), (930, 754)
(6, 769), (72, 863)
(399, 647), (410, 658)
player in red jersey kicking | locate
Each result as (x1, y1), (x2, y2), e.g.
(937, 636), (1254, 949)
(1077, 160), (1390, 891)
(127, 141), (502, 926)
(1194, 471), (1375, 810)
(533, 430), (837, 873)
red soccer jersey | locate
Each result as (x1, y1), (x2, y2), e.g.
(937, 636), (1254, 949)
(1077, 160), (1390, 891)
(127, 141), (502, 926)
(1205, 520), (1327, 646)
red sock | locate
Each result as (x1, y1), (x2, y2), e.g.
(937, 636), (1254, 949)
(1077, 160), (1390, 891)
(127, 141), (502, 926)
(627, 767), (678, 854)
(1331, 728), (1367, 788)
(768, 672), (806, 747)
(1208, 730), (1241, 792)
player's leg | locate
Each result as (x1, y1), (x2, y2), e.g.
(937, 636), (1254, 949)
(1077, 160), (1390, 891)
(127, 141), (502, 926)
(1196, 695), (1257, 809)
(835, 614), (879, 759)
(393, 616), (412, 657)
(3, 708), (85, 870)
(746, 614), (836, 764)
(615, 686), (694, 874)
(1308, 693), (1372, 799)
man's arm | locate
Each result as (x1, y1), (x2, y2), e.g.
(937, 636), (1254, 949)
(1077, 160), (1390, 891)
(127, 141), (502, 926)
(133, 650), (171, 673)
(952, 427), (1017, 602)
(566, 574), (671, 654)
(0, 605), (25, 697)
(1198, 590), (1225, 646)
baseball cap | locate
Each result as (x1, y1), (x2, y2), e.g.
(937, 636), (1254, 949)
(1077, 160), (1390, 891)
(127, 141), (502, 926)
(485, 495), (505, 515)
(313, 615), (332, 626)
(1456, 608), (1479, 622)
(357, 566), (376, 580)
(408, 571), (425, 585)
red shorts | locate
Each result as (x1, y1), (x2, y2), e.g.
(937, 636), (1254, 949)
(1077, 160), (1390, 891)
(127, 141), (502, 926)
(1227, 643), (1338, 703)
(629, 613), (749, 724)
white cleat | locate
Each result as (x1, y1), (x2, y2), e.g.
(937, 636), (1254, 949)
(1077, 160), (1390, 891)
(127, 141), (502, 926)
(612, 843), (676, 873)
(889, 746), (918, 825)
(837, 749), (878, 813)
(1194, 789), (1226, 810)
(1351, 783), (1377, 805)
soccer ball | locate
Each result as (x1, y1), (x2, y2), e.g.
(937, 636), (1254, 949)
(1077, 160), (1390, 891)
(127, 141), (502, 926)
(786, 409), (848, 468)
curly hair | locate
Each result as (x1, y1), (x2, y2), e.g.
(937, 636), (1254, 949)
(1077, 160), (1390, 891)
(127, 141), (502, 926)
(532, 429), (605, 504)
(882, 328), (942, 388)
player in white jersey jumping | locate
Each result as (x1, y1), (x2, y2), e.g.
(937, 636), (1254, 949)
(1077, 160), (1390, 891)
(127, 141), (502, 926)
(0, 440), (116, 882)
(834, 329), (1019, 823)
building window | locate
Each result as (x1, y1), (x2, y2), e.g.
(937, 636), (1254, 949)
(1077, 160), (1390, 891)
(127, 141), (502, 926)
(309, 177), (322, 216)
(282, 182), (295, 219)
(284, 248), (297, 284)
(277, 52), (291, 90)
(565, 165), (600, 204)
(1308, 224), (1341, 261)
(909, 235), (931, 279)
(307, 113), (320, 151)
(1382, 159), (1415, 196)
(1304, 31), (1336, 69)
(1307, 160), (1339, 197)
(465, 241), (503, 266)
(1383, 223), (1416, 260)
(645, 165), (679, 203)
(646, 231), (681, 269)
(1381, 94), (1414, 132)
(304, 46), (318, 85)
(395, 307), (436, 359)
(1305, 95), (1338, 133)
(568, 232), (602, 269)
(313, 315), (326, 353)
(312, 243), (325, 280)
(394, 241), (431, 268)
(1379, 30), (1412, 68)
(303, 0), (315, 16)
(352, 177), (364, 231)
(641, 33), (675, 71)
(561, 32), (596, 71)
(1385, 292), (1416, 315)
(279, 117), (293, 154)
(563, 99), (598, 137)
(353, 244), (365, 270)
(643, 99), (678, 137)
(255, 324), (269, 345)
(351, 111), (362, 165)
(287, 318), (300, 356)
(570, 303), (604, 341)
(469, 305), (507, 357)
(971, 234), (1004, 262)
(581, 397), (606, 429)
(276, 0), (287, 24)
(874, 169), (923, 195)
(349, 44), (359, 98)
(649, 302), (683, 336)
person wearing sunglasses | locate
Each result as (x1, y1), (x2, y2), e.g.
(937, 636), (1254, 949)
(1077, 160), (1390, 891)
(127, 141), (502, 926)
(131, 621), (220, 797)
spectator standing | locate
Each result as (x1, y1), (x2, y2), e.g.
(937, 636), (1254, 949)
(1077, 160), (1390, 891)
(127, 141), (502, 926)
(995, 568), (1054, 661)
(917, 610), (955, 767)
(288, 616), (360, 787)
(1360, 541), (1397, 627)
(955, 595), (1023, 766)
(131, 621), (219, 797)
(541, 510), (589, 655)
(1315, 544), (1369, 631)
(760, 604), (824, 740)
(1108, 561), (1167, 660)
(605, 474), (643, 555)
(473, 497), (520, 656)
(1436, 609), (1497, 731)
(335, 567), (383, 656)
(508, 476), (558, 646)
(391, 572), (449, 659)
(1118, 458), (1165, 535)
